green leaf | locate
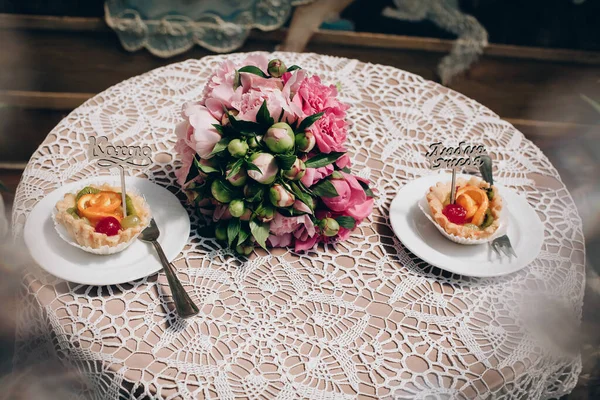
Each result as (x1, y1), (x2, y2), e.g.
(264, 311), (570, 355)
(238, 65), (268, 78)
(185, 159), (200, 182)
(245, 160), (262, 173)
(335, 216), (356, 229)
(340, 167), (351, 173)
(304, 152), (345, 169)
(228, 114), (263, 136)
(250, 219), (270, 250)
(297, 181), (313, 195)
(287, 65), (301, 72)
(311, 179), (339, 198)
(278, 207), (310, 217)
(256, 100), (274, 127)
(358, 180), (375, 198)
(195, 158), (219, 174)
(226, 158), (244, 179)
(289, 181), (314, 211)
(246, 186), (264, 203)
(212, 123), (225, 135)
(297, 112), (324, 133)
(237, 227), (250, 246)
(209, 138), (231, 156)
(227, 218), (241, 246)
(358, 179), (375, 197)
(277, 154), (297, 170)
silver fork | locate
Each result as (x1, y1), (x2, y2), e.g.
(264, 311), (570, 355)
(139, 218), (199, 319)
(490, 234), (517, 258)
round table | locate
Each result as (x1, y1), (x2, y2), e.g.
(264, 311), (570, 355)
(12, 52), (585, 399)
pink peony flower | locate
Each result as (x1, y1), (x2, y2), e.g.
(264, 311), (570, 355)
(321, 173), (366, 213)
(347, 196), (374, 221)
(174, 137), (195, 187)
(270, 212), (315, 237)
(293, 75), (347, 117)
(268, 233), (293, 247)
(240, 73), (283, 92)
(179, 103), (222, 159)
(201, 60), (240, 110)
(335, 154), (352, 169)
(309, 111), (347, 153)
(301, 163), (335, 187)
(295, 235), (319, 252)
(241, 53), (269, 72)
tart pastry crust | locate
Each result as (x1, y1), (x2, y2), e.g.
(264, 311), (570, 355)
(54, 184), (150, 249)
(426, 176), (502, 239)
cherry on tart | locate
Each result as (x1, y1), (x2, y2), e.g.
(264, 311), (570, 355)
(426, 176), (502, 240)
(54, 183), (151, 252)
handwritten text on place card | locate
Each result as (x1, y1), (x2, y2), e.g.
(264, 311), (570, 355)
(425, 141), (488, 170)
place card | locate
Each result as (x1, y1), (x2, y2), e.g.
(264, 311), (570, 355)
(87, 136), (153, 217)
(425, 141), (488, 203)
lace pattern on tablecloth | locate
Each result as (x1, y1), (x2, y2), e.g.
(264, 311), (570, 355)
(12, 52), (585, 399)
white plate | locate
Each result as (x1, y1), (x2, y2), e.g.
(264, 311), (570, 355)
(389, 173), (544, 278)
(24, 177), (191, 286)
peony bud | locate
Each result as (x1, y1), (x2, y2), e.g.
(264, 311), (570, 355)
(228, 139), (248, 158)
(243, 183), (263, 202)
(247, 152), (278, 184)
(226, 167), (247, 187)
(228, 199), (245, 218)
(269, 184), (296, 208)
(330, 171), (344, 180)
(248, 135), (262, 149)
(215, 223), (227, 241)
(322, 218), (340, 237)
(255, 204), (275, 222)
(282, 158), (306, 181)
(264, 123), (295, 154)
(295, 131), (316, 153)
(211, 180), (234, 203)
(235, 243), (254, 256)
(267, 59), (287, 78)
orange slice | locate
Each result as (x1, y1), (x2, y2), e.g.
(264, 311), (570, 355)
(77, 192), (123, 225)
(456, 186), (489, 226)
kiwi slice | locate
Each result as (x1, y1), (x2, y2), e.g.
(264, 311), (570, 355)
(75, 186), (100, 202)
(66, 207), (80, 219)
(117, 193), (137, 216)
(485, 187), (494, 201)
(480, 209), (494, 228)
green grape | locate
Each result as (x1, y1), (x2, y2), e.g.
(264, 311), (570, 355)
(121, 215), (141, 229)
(463, 223), (480, 231)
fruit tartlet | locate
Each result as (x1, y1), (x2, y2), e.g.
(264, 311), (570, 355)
(425, 176), (503, 242)
(53, 184), (150, 254)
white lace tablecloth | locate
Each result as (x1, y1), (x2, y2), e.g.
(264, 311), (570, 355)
(12, 52), (585, 399)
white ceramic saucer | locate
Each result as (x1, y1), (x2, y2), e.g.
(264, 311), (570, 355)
(24, 176), (191, 286)
(389, 173), (544, 277)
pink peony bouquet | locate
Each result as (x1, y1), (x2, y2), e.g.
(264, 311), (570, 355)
(174, 55), (374, 255)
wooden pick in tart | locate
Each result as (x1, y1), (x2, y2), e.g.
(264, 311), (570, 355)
(53, 183), (151, 254)
(425, 176), (503, 242)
